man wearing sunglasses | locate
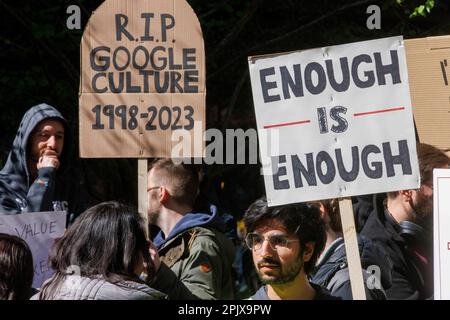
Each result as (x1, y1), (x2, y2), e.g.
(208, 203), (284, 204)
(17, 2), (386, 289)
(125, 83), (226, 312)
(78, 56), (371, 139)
(244, 197), (337, 300)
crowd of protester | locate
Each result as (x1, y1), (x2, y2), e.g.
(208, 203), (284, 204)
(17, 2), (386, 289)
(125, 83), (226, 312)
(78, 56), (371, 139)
(0, 104), (448, 300)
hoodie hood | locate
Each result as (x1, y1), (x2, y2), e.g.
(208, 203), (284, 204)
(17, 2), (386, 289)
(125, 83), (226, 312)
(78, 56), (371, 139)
(0, 103), (71, 197)
(154, 204), (231, 249)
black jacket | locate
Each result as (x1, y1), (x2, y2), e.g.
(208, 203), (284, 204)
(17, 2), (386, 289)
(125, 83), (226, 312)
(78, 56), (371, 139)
(358, 194), (432, 299)
(311, 236), (392, 300)
(0, 103), (84, 224)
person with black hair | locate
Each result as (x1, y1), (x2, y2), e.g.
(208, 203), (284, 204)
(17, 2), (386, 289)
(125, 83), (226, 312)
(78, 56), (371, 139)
(0, 233), (34, 300)
(243, 197), (337, 300)
(32, 201), (166, 300)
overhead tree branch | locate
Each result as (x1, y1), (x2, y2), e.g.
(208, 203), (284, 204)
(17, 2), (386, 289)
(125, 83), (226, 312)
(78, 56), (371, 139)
(221, 69), (249, 130)
(212, 0), (261, 57)
(198, 0), (229, 19)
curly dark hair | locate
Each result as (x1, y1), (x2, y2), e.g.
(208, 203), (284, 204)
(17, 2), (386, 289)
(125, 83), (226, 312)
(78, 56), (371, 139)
(244, 197), (326, 275)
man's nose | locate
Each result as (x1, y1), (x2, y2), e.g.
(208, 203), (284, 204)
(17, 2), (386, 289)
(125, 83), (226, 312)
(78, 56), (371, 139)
(46, 136), (56, 149)
(259, 238), (275, 256)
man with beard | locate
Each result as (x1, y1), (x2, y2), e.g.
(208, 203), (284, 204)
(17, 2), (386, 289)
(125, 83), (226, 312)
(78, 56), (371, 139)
(0, 103), (84, 223)
(359, 143), (450, 299)
(243, 197), (337, 300)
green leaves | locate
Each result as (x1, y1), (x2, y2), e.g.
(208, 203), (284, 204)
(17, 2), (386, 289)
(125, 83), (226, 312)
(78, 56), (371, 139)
(395, 0), (436, 18)
(405, 0), (436, 18)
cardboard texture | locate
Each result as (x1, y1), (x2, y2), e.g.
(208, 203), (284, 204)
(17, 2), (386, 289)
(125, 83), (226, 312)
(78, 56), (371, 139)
(405, 36), (450, 151)
(79, 0), (205, 158)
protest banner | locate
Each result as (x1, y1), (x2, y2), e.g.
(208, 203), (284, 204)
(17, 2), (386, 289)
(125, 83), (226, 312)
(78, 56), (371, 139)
(79, 0), (206, 228)
(405, 35), (450, 151)
(0, 211), (66, 288)
(249, 36), (419, 205)
(248, 36), (420, 299)
(79, 0), (205, 158)
(433, 168), (450, 300)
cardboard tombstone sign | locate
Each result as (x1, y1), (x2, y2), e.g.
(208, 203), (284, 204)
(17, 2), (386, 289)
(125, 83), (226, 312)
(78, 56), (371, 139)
(79, 0), (205, 158)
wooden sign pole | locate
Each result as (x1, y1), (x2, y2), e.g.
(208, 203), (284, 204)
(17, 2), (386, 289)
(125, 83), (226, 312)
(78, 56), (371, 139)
(338, 197), (366, 300)
(138, 159), (149, 239)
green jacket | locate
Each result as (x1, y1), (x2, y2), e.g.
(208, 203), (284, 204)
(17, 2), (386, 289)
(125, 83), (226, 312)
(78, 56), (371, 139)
(150, 226), (235, 300)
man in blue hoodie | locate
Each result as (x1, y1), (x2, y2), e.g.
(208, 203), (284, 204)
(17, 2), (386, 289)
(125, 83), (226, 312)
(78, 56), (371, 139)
(0, 103), (84, 223)
(146, 158), (235, 299)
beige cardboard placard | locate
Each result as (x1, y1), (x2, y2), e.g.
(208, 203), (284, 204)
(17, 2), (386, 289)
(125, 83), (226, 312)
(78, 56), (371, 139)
(405, 35), (450, 151)
(79, 0), (205, 158)
(79, 93), (205, 157)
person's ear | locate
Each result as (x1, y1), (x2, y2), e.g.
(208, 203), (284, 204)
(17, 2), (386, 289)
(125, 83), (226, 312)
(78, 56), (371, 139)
(302, 242), (315, 262)
(400, 189), (413, 202)
(318, 203), (327, 219)
(160, 186), (170, 204)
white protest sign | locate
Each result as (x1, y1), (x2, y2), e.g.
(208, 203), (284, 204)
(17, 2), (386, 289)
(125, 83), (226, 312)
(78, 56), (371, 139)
(0, 211), (66, 288)
(249, 36), (420, 206)
(433, 168), (450, 300)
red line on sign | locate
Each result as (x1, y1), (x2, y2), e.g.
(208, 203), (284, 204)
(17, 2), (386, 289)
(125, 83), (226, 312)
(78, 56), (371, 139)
(263, 120), (311, 129)
(353, 107), (405, 117)
(448, 242), (450, 250)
